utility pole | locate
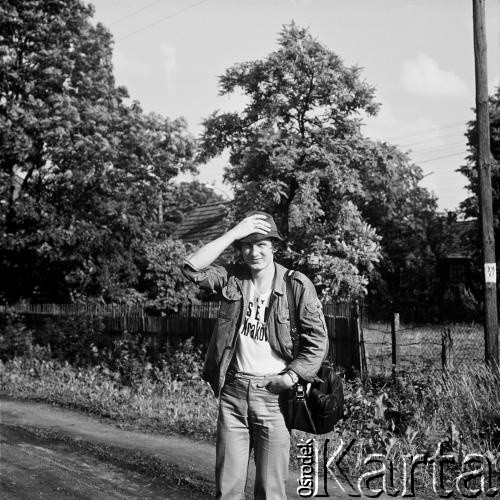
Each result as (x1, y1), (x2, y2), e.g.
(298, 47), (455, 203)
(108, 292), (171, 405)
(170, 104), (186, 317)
(472, 0), (498, 366)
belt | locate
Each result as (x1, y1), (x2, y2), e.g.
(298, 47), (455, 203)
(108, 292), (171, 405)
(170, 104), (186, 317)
(226, 368), (273, 381)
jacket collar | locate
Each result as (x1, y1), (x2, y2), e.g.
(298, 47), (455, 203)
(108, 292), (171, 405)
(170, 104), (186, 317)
(272, 262), (288, 296)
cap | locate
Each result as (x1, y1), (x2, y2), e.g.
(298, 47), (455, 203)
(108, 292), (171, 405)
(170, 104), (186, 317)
(237, 211), (284, 244)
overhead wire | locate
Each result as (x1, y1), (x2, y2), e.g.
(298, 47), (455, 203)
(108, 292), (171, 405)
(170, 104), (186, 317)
(108, 0), (165, 26)
(417, 152), (467, 164)
(380, 120), (466, 142)
(397, 130), (467, 149)
(116, 0), (211, 41)
(109, 1), (474, 172)
(408, 141), (465, 155)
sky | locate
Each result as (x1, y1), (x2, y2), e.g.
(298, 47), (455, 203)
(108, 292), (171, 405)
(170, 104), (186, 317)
(89, 0), (500, 211)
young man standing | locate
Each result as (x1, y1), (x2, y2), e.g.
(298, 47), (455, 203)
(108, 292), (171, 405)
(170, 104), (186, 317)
(182, 212), (328, 499)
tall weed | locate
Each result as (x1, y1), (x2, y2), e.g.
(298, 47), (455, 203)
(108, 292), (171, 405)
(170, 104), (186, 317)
(0, 348), (217, 438)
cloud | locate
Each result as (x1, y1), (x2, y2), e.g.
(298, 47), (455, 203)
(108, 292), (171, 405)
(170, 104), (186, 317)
(160, 44), (178, 80)
(402, 54), (468, 97)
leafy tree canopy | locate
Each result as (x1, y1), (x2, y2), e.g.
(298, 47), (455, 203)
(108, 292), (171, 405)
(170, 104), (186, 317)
(201, 22), (437, 301)
(0, 0), (196, 303)
(141, 238), (198, 314)
(458, 85), (500, 252)
(457, 85), (500, 296)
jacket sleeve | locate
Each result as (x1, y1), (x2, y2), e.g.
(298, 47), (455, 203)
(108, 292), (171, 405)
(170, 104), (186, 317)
(181, 257), (229, 293)
(287, 273), (329, 382)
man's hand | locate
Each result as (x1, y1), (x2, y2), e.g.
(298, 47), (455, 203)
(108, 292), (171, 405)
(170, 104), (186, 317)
(184, 214), (271, 271)
(256, 373), (295, 394)
(229, 214), (271, 241)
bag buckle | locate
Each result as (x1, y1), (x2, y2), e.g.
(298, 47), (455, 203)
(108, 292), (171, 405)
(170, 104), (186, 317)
(295, 384), (306, 402)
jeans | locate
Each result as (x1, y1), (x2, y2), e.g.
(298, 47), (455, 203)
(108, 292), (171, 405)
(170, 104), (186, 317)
(216, 371), (291, 500)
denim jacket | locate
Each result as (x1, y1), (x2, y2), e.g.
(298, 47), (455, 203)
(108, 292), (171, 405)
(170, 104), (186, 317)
(182, 260), (329, 396)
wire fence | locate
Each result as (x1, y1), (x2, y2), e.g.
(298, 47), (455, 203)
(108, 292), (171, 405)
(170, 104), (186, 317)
(362, 318), (486, 374)
(2, 301), (490, 374)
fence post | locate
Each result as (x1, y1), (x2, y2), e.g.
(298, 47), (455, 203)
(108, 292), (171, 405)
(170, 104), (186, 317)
(391, 313), (400, 374)
(355, 301), (367, 378)
(441, 327), (454, 371)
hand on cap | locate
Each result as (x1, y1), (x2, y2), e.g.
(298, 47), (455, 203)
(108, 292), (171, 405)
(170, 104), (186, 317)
(230, 214), (271, 241)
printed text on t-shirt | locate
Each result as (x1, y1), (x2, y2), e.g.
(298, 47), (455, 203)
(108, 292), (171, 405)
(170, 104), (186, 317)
(240, 298), (268, 341)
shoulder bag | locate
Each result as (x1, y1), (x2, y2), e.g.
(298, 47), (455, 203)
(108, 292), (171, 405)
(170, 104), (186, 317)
(285, 270), (344, 434)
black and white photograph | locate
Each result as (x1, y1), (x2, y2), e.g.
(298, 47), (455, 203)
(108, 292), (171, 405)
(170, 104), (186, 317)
(1, 0), (499, 498)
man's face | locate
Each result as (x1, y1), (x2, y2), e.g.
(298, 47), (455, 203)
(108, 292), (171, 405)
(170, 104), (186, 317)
(240, 239), (274, 272)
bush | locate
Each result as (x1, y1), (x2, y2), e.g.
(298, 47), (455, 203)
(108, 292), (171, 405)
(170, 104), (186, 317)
(30, 314), (104, 365)
(95, 332), (151, 386)
(0, 313), (34, 359)
(1, 311), (207, 389)
(157, 337), (204, 382)
(0, 342), (216, 439)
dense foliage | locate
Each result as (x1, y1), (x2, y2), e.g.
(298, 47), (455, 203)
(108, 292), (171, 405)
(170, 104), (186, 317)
(201, 23), (438, 301)
(0, 0), (202, 306)
(457, 85), (500, 284)
(2, 315), (499, 494)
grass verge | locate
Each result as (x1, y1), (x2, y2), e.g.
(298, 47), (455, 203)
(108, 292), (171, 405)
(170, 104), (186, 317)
(0, 355), (218, 439)
(1, 354), (499, 496)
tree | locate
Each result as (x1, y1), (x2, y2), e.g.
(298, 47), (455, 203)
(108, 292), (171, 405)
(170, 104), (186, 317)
(349, 140), (440, 313)
(0, 0), (196, 303)
(458, 85), (500, 247)
(457, 85), (500, 292)
(201, 23), (437, 301)
(141, 238), (199, 313)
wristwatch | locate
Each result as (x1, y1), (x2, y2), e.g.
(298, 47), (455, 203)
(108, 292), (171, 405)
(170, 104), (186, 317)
(286, 370), (299, 385)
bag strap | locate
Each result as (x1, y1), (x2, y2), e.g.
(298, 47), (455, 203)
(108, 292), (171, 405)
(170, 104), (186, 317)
(285, 270), (299, 357)
(285, 269), (318, 434)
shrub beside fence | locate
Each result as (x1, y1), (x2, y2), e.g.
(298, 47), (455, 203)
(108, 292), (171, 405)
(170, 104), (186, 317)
(5, 301), (487, 374)
(0, 301), (364, 374)
(8, 302), (487, 374)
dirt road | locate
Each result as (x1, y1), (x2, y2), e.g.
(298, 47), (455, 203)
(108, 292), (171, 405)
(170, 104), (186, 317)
(0, 424), (210, 499)
(1, 398), (403, 499)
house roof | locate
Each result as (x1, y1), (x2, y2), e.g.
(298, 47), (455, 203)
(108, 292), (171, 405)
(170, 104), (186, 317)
(443, 219), (477, 259)
(172, 201), (231, 244)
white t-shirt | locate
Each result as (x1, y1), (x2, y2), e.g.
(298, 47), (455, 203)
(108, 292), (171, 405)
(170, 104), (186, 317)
(233, 282), (287, 375)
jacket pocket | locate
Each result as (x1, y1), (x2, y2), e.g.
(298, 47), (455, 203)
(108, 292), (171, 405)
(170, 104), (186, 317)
(219, 281), (241, 320)
(218, 298), (239, 320)
(277, 307), (290, 324)
(276, 307), (293, 354)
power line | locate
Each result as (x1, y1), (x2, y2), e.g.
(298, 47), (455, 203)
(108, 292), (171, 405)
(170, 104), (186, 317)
(398, 130), (466, 149)
(417, 152), (467, 164)
(409, 141), (465, 155)
(117, 0), (210, 41)
(382, 121), (465, 142)
(108, 0), (165, 26)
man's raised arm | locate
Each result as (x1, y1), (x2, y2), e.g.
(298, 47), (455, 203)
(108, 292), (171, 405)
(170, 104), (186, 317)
(187, 213), (271, 271)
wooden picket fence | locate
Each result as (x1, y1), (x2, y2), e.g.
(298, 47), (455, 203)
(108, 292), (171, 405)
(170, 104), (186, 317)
(1, 300), (364, 373)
